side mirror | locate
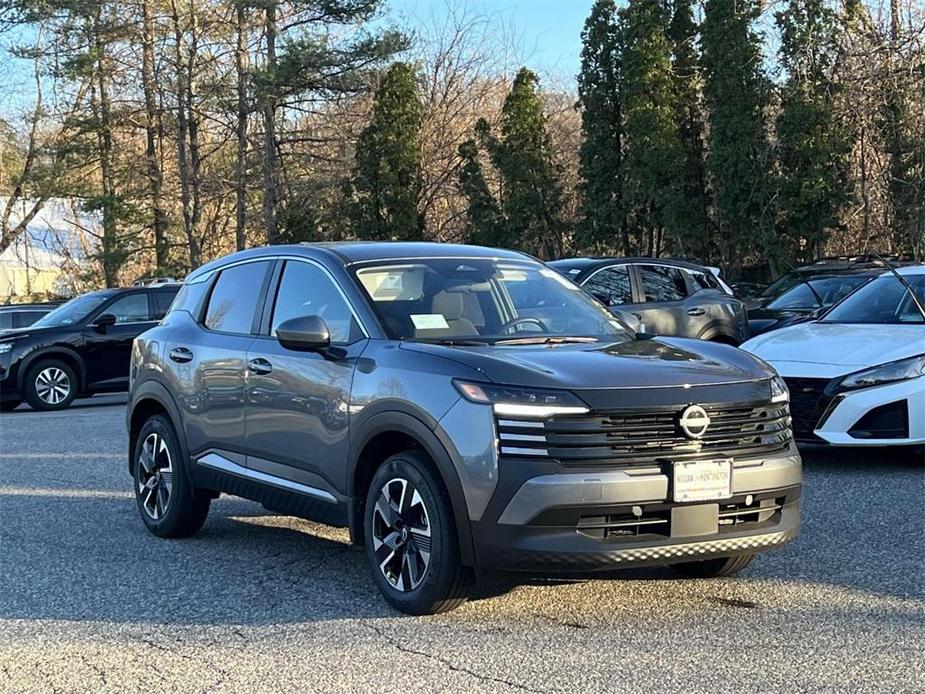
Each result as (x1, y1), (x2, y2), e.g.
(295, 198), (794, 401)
(92, 313), (117, 331)
(276, 315), (331, 352)
(611, 308), (642, 335)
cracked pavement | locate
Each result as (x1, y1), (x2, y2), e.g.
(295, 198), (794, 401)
(1, 395), (923, 693)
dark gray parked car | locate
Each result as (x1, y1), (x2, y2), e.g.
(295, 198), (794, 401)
(127, 243), (800, 614)
(549, 257), (748, 344)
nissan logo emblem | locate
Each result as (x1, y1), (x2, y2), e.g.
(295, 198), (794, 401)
(679, 404), (711, 439)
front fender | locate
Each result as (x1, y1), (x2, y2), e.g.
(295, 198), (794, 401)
(17, 344), (87, 392)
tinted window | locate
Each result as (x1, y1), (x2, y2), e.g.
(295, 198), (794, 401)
(689, 270), (721, 292)
(583, 266), (633, 306)
(205, 261), (271, 333)
(639, 265), (688, 302)
(0, 313), (11, 330)
(271, 261), (362, 343)
(152, 289), (179, 319)
(822, 275), (925, 324)
(13, 311), (46, 328)
(104, 293), (152, 324)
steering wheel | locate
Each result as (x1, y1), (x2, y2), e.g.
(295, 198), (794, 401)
(500, 317), (548, 334)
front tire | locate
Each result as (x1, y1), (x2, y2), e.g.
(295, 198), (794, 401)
(671, 553), (754, 578)
(133, 414), (210, 538)
(24, 359), (77, 411)
(364, 451), (471, 615)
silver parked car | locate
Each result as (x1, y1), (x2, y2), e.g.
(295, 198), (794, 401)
(549, 258), (748, 344)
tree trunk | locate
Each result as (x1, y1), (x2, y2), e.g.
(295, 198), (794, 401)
(234, 0), (249, 251)
(263, 0), (280, 244)
(93, 9), (119, 288)
(186, 0), (203, 267)
(141, 0), (168, 273)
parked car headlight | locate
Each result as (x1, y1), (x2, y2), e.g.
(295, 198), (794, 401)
(835, 354), (925, 392)
(770, 375), (789, 403)
(454, 380), (589, 417)
(0, 342), (13, 354)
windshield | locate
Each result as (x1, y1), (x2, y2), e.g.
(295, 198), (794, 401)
(32, 293), (110, 328)
(821, 274), (925, 324)
(354, 259), (632, 343)
(760, 272), (802, 299)
(767, 275), (870, 310)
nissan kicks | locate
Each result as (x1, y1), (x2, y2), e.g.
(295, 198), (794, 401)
(127, 243), (801, 614)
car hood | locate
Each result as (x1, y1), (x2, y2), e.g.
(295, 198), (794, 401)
(0, 325), (63, 342)
(400, 337), (774, 390)
(742, 322), (925, 372)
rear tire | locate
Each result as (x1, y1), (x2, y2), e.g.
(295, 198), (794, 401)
(364, 451), (471, 615)
(0, 400), (21, 412)
(133, 414), (210, 538)
(24, 359), (77, 411)
(671, 554), (754, 578)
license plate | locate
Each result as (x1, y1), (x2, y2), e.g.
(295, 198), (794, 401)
(673, 459), (732, 503)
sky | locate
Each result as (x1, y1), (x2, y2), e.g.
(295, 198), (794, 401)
(386, 0), (595, 80)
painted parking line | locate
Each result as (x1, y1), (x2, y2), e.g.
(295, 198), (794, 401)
(0, 486), (132, 498)
(0, 453), (124, 459)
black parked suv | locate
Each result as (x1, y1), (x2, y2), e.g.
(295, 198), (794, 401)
(127, 243), (800, 614)
(549, 257), (748, 344)
(0, 285), (179, 411)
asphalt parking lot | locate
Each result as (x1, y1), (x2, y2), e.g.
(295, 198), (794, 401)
(1, 396), (923, 693)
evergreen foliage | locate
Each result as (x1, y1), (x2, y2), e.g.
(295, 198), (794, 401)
(350, 62), (425, 241)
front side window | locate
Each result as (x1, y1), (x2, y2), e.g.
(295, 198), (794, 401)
(271, 261), (362, 344)
(204, 261), (271, 334)
(639, 265), (688, 303)
(822, 274), (925, 324)
(354, 259), (631, 342)
(104, 293), (152, 324)
(582, 266), (633, 306)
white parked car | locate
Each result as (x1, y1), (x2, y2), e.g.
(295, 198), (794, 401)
(742, 266), (924, 447)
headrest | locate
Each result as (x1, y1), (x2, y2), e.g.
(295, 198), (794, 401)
(432, 290), (465, 320)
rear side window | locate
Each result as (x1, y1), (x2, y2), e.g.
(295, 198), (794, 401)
(151, 290), (179, 319)
(582, 266), (633, 306)
(104, 293), (152, 323)
(688, 270), (721, 292)
(205, 261), (271, 334)
(639, 265), (689, 303)
(13, 311), (46, 328)
(0, 313), (11, 330)
(271, 261), (362, 344)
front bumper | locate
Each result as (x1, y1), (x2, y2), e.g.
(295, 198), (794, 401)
(470, 453), (801, 572)
(814, 376), (925, 447)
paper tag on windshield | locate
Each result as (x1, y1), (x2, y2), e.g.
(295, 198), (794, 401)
(411, 314), (449, 330)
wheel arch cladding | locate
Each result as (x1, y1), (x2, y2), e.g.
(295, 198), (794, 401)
(127, 381), (189, 480)
(20, 348), (86, 392)
(348, 411), (476, 566)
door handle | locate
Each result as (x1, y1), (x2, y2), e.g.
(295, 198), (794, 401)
(247, 358), (273, 375)
(686, 307), (706, 316)
(168, 347), (193, 363)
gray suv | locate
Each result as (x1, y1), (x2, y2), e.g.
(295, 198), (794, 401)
(549, 258), (748, 344)
(127, 243), (800, 614)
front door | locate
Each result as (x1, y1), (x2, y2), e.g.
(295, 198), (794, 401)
(244, 259), (367, 494)
(83, 292), (156, 390)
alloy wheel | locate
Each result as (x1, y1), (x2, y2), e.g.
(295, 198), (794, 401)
(34, 367), (71, 405)
(138, 432), (173, 520)
(372, 477), (432, 592)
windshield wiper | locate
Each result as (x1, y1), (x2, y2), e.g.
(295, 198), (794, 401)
(416, 337), (490, 346)
(494, 335), (599, 346)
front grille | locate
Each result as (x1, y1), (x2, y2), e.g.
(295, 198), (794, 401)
(783, 377), (833, 441)
(497, 401), (792, 466)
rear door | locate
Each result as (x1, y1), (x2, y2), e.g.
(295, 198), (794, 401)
(633, 264), (699, 337)
(83, 291), (156, 389)
(179, 259), (273, 457)
(244, 258), (367, 494)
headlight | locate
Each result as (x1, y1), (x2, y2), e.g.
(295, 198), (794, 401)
(835, 354), (925, 392)
(454, 380), (589, 417)
(769, 375), (789, 403)
(0, 343), (13, 354)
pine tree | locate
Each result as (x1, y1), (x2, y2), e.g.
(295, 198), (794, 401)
(350, 62), (425, 241)
(576, 0), (627, 254)
(666, 0), (710, 259)
(457, 139), (505, 247)
(458, 68), (565, 258)
(776, 0), (852, 263)
(619, 0), (684, 256)
(701, 0), (773, 270)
